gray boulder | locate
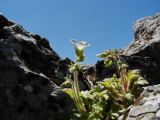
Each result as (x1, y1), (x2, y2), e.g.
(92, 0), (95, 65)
(126, 84), (160, 120)
(83, 13), (160, 119)
(84, 13), (160, 86)
(118, 13), (160, 120)
(0, 14), (73, 120)
(123, 13), (160, 85)
(1, 11), (160, 120)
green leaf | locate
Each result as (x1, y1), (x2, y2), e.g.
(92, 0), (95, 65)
(121, 64), (128, 69)
(96, 53), (107, 58)
(70, 63), (79, 72)
(60, 80), (72, 88)
(113, 49), (118, 54)
(111, 113), (119, 118)
(104, 59), (113, 67)
(99, 79), (112, 88)
(105, 50), (111, 56)
(135, 78), (148, 85)
(117, 60), (122, 65)
(87, 112), (103, 120)
(127, 71), (139, 90)
(75, 48), (85, 62)
(124, 92), (134, 105)
(130, 69), (140, 74)
(63, 88), (74, 98)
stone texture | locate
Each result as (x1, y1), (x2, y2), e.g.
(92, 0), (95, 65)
(0, 14), (74, 120)
(126, 85), (160, 120)
(122, 13), (160, 85)
(1, 11), (160, 120)
(84, 13), (160, 86)
(83, 60), (117, 84)
(124, 13), (160, 57)
(129, 104), (159, 117)
(156, 110), (160, 118)
(128, 113), (156, 120)
(83, 13), (160, 120)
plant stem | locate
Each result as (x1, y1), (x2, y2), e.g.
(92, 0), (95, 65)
(111, 51), (127, 94)
(120, 69), (127, 94)
(73, 70), (86, 113)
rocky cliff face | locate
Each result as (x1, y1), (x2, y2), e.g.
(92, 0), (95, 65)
(121, 13), (160, 120)
(126, 85), (160, 120)
(0, 12), (160, 120)
(0, 14), (73, 120)
(124, 13), (160, 85)
(84, 13), (160, 119)
(84, 13), (160, 86)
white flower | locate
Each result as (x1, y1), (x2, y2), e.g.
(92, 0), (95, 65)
(71, 39), (90, 51)
(71, 39), (90, 62)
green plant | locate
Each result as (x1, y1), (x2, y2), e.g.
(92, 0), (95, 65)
(96, 49), (148, 119)
(96, 49), (148, 96)
(62, 46), (148, 120)
(68, 39), (90, 115)
(97, 49), (128, 94)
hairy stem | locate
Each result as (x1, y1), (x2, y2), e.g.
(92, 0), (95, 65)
(73, 70), (86, 113)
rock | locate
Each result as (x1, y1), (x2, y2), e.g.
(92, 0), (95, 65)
(125, 84), (160, 120)
(0, 14), (14, 29)
(124, 13), (160, 57)
(84, 13), (160, 86)
(83, 60), (117, 84)
(129, 104), (159, 117)
(122, 13), (160, 85)
(1, 11), (160, 120)
(82, 13), (160, 119)
(156, 110), (160, 118)
(128, 113), (156, 120)
(118, 13), (160, 120)
(122, 55), (160, 85)
(0, 14), (74, 120)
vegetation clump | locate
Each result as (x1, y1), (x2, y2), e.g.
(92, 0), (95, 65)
(61, 40), (148, 120)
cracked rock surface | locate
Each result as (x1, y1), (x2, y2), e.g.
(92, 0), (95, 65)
(0, 14), (74, 120)
(123, 13), (160, 85)
(84, 13), (160, 120)
(84, 13), (160, 86)
(127, 85), (160, 120)
(118, 13), (160, 120)
(1, 11), (160, 120)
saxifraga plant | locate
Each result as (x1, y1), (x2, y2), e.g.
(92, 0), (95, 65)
(61, 45), (148, 120)
(97, 49), (128, 94)
(97, 49), (148, 96)
(69, 39), (89, 115)
(96, 49), (148, 118)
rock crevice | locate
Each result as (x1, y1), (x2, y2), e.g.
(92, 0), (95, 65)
(0, 12), (160, 120)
